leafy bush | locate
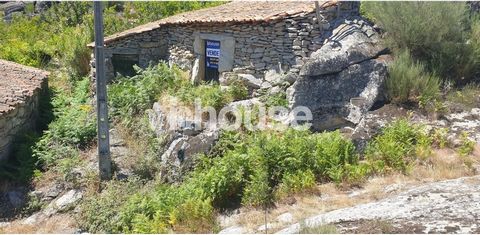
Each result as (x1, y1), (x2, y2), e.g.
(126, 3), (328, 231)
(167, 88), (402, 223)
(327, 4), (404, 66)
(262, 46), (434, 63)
(458, 132), (475, 156)
(386, 50), (441, 107)
(188, 129), (358, 207)
(0, 15), (54, 67)
(83, 129), (358, 233)
(109, 63), (248, 125)
(108, 63), (178, 124)
(362, 2), (479, 83)
(34, 78), (96, 168)
(365, 119), (432, 173)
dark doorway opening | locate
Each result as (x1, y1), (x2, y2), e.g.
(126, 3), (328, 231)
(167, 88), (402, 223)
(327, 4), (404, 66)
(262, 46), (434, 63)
(111, 54), (139, 78)
(204, 40), (220, 82)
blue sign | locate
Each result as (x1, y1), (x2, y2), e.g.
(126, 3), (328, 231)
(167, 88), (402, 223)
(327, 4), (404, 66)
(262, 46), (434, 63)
(206, 40), (220, 69)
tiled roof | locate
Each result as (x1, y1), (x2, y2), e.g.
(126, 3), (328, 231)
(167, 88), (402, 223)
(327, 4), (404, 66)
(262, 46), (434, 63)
(88, 1), (337, 47)
(0, 59), (49, 114)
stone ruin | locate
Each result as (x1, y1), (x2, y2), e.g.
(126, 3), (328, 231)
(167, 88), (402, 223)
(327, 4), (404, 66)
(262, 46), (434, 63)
(0, 59), (48, 161)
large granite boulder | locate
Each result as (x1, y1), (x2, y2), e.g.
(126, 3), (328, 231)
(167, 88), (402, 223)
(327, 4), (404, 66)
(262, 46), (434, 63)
(288, 55), (390, 131)
(300, 18), (387, 77)
(288, 17), (390, 131)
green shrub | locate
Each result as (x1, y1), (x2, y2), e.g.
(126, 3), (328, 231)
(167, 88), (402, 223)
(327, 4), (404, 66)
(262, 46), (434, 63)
(78, 177), (144, 233)
(262, 91), (289, 107)
(386, 50), (441, 107)
(458, 132), (475, 156)
(432, 128), (449, 149)
(362, 2), (479, 83)
(108, 63), (178, 123)
(0, 15), (54, 67)
(89, 129), (359, 233)
(365, 119), (432, 173)
(275, 170), (316, 198)
(34, 78), (96, 168)
(109, 63), (248, 126)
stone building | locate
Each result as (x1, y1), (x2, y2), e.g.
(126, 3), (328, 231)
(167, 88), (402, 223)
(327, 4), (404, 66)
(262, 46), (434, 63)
(0, 59), (48, 161)
(89, 1), (359, 83)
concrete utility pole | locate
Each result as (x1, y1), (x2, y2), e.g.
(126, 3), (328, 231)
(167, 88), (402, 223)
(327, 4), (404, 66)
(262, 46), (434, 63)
(94, 1), (112, 181)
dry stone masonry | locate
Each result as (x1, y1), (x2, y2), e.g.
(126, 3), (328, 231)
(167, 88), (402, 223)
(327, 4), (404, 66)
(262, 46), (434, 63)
(0, 59), (48, 161)
(89, 1), (360, 84)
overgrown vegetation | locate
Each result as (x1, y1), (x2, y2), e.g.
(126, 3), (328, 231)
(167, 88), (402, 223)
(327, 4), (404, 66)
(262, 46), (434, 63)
(79, 118), (448, 233)
(80, 129), (360, 233)
(109, 63), (248, 126)
(385, 50), (441, 109)
(365, 119), (432, 174)
(362, 2), (480, 84)
(0, 2), (223, 79)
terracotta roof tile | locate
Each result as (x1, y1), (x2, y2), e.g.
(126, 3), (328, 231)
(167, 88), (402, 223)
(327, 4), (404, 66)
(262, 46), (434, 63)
(0, 59), (49, 114)
(89, 1), (337, 47)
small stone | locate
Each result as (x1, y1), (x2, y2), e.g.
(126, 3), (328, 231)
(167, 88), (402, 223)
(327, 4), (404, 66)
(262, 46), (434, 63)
(238, 74), (263, 89)
(53, 189), (83, 211)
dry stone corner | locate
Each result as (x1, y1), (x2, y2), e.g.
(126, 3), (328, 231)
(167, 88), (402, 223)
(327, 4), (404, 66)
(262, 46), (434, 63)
(0, 59), (49, 161)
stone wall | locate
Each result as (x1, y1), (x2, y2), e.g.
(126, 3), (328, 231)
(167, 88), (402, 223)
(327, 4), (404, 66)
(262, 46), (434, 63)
(0, 60), (49, 161)
(93, 2), (359, 82)
(0, 85), (46, 160)
(92, 28), (169, 80)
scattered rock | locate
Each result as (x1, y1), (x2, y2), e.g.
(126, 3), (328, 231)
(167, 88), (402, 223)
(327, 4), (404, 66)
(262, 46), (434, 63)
(44, 183), (65, 201)
(22, 212), (45, 225)
(348, 104), (408, 152)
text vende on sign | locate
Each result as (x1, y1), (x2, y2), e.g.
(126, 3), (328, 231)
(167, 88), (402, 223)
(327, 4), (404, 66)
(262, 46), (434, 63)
(206, 48), (220, 58)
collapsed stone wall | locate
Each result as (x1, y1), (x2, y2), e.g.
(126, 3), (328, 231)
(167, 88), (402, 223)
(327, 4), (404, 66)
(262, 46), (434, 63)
(94, 2), (359, 82)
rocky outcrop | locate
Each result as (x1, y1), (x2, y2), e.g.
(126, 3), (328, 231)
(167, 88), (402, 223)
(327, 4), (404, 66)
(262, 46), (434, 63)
(159, 130), (219, 182)
(278, 176), (480, 234)
(300, 18), (386, 77)
(0, 2), (25, 21)
(287, 18), (389, 131)
(147, 101), (220, 182)
(345, 104), (480, 152)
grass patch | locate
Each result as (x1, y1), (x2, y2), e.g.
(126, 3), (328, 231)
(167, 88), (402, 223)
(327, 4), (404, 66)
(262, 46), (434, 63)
(446, 83), (480, 109)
